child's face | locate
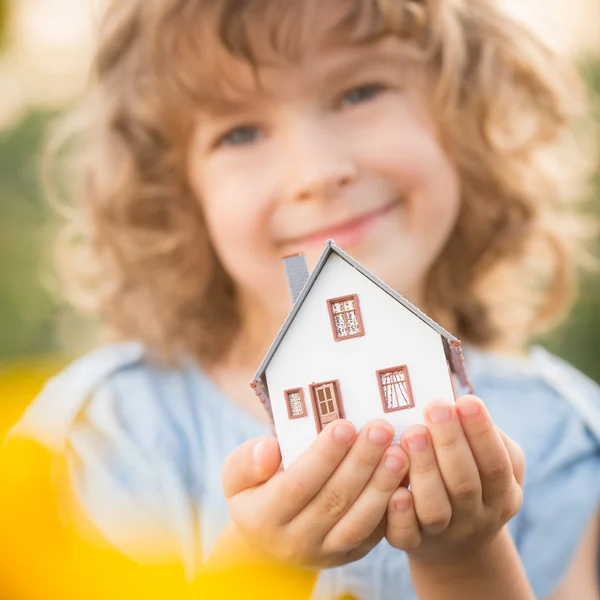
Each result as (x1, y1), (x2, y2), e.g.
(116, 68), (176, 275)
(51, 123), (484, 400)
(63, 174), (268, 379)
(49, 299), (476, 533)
(186, 1), (461, 328)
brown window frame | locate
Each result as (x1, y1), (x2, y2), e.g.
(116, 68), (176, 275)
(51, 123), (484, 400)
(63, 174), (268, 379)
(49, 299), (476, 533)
(327, 294), (365, 341)
(376, 365), (415, 413)
(309, 380), (346, 433)
(284, 388), (307, 419)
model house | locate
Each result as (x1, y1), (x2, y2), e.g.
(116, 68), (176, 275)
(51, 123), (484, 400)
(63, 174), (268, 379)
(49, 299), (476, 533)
(251, 240), (473, 468)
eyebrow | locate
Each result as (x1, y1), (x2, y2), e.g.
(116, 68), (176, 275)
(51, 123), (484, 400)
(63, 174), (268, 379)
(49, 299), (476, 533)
(193, 71), (269, 117)
(196, 38), (405, 117)
(313, 40), (408, 85)
(198, 96), (261, 117)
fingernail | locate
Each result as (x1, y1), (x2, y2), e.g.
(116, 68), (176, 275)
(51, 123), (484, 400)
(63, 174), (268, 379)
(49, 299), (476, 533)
(426, 404), (452, 424)
(368, 426), (392, 446)
(406, 435), (428, 453)
(252, 440), (266, 464)
(384, 455), (406, 473)
(394, 495), (412, 511)
(458, 399), (481, 421)
(333, 423), (355, 443)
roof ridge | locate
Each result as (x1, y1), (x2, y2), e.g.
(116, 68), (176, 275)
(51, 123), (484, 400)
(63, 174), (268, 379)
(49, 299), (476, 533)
(328, 242), (456, 343)
(252, 240), (457, 385)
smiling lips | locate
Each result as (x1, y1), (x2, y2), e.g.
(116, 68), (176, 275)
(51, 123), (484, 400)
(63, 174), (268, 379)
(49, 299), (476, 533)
(284, 200), (400, 249)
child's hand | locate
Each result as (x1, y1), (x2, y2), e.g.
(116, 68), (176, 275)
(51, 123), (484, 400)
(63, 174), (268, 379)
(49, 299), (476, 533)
(222, 419), (409, 569)
(386, 395), (525, 567)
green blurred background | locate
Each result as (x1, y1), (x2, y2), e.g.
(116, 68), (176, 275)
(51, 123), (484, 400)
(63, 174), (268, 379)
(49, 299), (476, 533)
(0, 0), (598, 382)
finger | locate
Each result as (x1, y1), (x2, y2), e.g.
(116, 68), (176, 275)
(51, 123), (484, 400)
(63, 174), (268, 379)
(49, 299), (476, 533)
(456, 396), (514, 507)
(497, 428), (525, 520)
(322, 443), (409, 553)
(333, 517), (388, 568)
(265, 420), (357, 524)
(294, 420), (394, 537)
(424, 400), (482, 516)
(222, 436), (282, 498)
(402, 425), (452, 535)
(386, 487), (421, 550)
(498, 427), (526, 486)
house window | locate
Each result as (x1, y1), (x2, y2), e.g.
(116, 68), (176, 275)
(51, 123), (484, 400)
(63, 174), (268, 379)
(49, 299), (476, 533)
(285, 388), (306, 419)
(327, 294), (364, 341)
(377, 366), (415, 413)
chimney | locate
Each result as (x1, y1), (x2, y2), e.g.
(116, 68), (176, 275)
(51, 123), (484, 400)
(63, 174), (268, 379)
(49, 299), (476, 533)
(283, 253), (309, 304)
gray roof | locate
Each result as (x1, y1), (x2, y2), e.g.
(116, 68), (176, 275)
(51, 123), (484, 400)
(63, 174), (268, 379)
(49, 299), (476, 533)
(252, 240), (457, 386)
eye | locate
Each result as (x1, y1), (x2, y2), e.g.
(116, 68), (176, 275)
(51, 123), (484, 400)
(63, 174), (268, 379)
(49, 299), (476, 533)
(215, 125), (262, 148)
(341, 84), (386, 107)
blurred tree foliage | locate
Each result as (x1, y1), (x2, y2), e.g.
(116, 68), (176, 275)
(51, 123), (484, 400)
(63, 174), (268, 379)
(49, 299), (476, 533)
(0, 63), (598, 381)
(540, 62), (600, 380)
(0, 110), (61, 360)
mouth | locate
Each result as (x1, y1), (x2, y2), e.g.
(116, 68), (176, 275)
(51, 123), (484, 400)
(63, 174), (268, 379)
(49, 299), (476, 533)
(281, 200), (401, 249)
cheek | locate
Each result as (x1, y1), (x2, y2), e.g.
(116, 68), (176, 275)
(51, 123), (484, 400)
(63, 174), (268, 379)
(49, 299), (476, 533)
(403, 144), (461, 265)
(368, 113), (447, 185)
(411, 143), (461, 225)
(188, 150), (273, 248)
(186, 149), (288, 301)
(361, 108), (461, 272)
(370, 113), (460, 227)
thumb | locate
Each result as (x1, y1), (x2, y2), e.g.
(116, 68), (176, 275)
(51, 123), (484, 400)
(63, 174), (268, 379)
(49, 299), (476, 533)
(222, 436), (282, 499)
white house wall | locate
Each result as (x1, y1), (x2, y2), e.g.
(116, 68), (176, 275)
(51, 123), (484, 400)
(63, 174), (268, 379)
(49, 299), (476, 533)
(266, 253), (456, 468)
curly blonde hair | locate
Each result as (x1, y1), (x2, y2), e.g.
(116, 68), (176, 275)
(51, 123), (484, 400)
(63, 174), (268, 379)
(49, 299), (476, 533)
(48, 0), (596, 364)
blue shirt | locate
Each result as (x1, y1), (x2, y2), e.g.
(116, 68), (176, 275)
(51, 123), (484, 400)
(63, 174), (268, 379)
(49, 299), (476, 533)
(10, 342), (600, 599)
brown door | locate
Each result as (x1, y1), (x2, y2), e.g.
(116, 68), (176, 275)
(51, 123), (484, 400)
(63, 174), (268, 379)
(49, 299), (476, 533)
(313, 382), (341, 431)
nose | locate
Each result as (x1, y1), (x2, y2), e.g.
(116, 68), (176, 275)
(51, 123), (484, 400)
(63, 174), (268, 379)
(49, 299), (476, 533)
(283, 121), (357, 203)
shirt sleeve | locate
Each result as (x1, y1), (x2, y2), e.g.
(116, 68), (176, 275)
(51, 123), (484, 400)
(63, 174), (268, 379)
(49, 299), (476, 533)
(66, 376), (184, 563)
(511, 364), (600, 599)
(8, 344), (204, 577)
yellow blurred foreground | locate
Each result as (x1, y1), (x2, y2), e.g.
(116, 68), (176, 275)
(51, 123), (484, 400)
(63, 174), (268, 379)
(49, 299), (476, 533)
(0, 362), (316, 599)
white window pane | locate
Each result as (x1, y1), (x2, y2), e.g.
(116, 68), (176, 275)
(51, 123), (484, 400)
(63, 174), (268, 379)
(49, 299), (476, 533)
(347, 310), (359, 334)
(288, 392), (303, 416)
(334, 313), (347, 337)
(397, 381), (410, 405)
(380, 370), (411, 409)
(332, 302), (344, 314)
(383, 385), (393, 409)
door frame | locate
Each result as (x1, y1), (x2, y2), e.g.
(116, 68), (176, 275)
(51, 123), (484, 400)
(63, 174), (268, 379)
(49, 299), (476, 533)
(309, 380), (346, 433)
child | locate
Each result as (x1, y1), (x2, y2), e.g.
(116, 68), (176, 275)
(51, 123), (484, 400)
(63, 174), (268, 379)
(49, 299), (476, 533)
(10, 0), (600, 598)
